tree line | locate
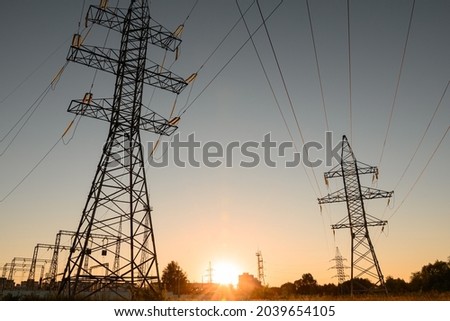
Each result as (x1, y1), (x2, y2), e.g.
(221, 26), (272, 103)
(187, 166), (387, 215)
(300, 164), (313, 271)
(161, 258), (450, 298)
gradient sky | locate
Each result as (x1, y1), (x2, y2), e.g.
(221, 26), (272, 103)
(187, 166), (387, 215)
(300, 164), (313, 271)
(0, 0), (449, 287)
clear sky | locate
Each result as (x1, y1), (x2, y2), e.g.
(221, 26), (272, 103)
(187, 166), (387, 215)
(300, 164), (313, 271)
(0, 0), (449, 287)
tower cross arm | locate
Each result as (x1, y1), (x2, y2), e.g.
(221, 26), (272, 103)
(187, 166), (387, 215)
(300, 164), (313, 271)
(86, 5), (182, 52)
(144, 64), (188, 94)
(332, 219), (387, 230)
(318, 188), (346, 204)
(67, 46), (187, 94)
(324, 162), (378, 179)
(86, 5), (127, 34)
(318, 187), (393, 204)
(67, 45), (119, 75)
(68, 98), (178, 136)
(360, 186), (393, 200)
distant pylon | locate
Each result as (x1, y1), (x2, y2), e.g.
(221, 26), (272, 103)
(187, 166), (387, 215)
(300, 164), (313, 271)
(256, 250), (265, 285)
(318, 135), (393, 295)
(206, 262), (213, 284)
(329, 247), (348, 284)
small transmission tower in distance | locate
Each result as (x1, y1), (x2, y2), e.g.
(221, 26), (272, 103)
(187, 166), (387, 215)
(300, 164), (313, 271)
(329, 247), (348, 285)
(58, 0), (188, 300)
(318, 135), (393, 295)
(256, 250), (265, 286)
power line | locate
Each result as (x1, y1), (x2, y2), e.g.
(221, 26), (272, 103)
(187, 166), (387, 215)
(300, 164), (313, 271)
(178, 0), (283, 117)
(0, 85), (52, 149)
(393, 80), (449, 191)
(235, 0), (320, 199)
(306, 0), (329, 132)
(256, 0), (305, 144)
(0, 62), (69, 157)
(195, 1), (256, 74)
(0, 107), (80, 203)
(388, 124), (449, 221)
(378, 0), (416, 168)
(77, 0), (87, 35)
(0, 35), (69, 107)
(234, 0), (292, 144)
(255, 0), (323, 198)
(183, 0), (200, 26)
(347, 0), (353, 143)
(0, 136), (61, 203)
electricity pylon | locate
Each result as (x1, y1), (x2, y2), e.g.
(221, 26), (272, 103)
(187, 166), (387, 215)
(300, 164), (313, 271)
(318, 135), (393, 295)
(256, 250), (265, 286)
(59, 0), (188, 299)
(329, 247), (348, 284)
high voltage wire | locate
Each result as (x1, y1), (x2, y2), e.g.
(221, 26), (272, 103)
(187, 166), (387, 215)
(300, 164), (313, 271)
(256, 0), (305, 144)
(306, 0), (329, 133)
(388, 124), (449, 221)
(393, 80), (450, 191)
(0, 61), (69, 157)
(346, 0), (353, 144)
(0, 35), (70, 107)
(178, 0), (283, 117)
(378, 0), (416, 168)
(235, 0), (320, 200)
(183, 0), (200, 26)
(255, 0), (323, 198)
(0, 85), (52, 152)
(0, 116), (81, 203)
(177, 0), (260, 117)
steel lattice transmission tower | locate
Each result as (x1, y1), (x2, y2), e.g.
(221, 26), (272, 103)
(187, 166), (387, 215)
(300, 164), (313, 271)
(256, 251), (265, 286)
(329, 247), (348, 285)
(318, 136), (393, 295)
(58, 0), (188, 299)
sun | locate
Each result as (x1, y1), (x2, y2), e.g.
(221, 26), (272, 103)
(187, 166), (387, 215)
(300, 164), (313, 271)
(214, 261), (240, 286)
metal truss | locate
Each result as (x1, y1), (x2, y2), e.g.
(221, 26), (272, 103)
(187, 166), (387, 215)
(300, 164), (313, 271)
(318, 136), (393, 295)
(59, 0), (187, 300)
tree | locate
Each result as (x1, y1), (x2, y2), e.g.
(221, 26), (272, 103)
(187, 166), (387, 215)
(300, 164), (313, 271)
(410, 260), (450, 292)
(385, 276), (409, 294)
(161, 261), (189, 295)
(294, 273), (318, 295)
(280, 282), (296, 297)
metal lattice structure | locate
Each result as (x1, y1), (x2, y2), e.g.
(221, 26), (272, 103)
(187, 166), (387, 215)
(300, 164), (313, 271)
(28, 243), (71, 286)
(256, 251), (265, 286)
(329, 247), (348, 284)
(318, 135), (393, 295)
(59, 0), (187, 299)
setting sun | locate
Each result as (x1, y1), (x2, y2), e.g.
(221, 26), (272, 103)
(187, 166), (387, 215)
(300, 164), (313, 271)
(214, 261), (240, 286)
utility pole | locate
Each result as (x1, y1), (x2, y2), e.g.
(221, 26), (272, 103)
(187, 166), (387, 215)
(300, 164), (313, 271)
(58, 0), (188, 299)
(318, 135), (393, 295)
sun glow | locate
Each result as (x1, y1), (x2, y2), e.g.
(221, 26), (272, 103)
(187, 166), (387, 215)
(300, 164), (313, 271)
(214, 261), (240, 286)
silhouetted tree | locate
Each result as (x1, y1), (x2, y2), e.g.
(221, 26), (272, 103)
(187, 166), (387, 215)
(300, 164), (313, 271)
(385, 276), (409, 294)
(161, 261), (189, 295)
(320, 283), (339, 296)
(294, 273), (318, 295)
(340, 278), (374, 294)
(410, 260), (450, 292)
(280, 282), (296, 297)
